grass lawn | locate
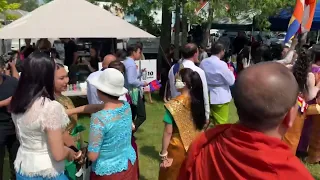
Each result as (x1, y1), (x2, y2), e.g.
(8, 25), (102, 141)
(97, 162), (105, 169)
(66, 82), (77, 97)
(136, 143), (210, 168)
(3, 94), (320, 179)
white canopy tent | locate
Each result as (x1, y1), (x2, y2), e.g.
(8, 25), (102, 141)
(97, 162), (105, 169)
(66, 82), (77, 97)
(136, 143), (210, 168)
(0, 0), (155, 39)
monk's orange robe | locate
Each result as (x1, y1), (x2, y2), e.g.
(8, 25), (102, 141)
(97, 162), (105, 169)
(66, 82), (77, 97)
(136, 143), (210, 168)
(178, 124), (314, 180)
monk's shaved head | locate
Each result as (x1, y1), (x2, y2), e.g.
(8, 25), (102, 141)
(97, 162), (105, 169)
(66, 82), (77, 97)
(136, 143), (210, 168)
(234, 62), (299, 130)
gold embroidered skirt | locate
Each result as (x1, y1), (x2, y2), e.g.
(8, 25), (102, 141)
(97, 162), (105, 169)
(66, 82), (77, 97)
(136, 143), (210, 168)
(283, 113), (306, 154)
(307, 115), (320, 163)
(159, 133), (186, 180)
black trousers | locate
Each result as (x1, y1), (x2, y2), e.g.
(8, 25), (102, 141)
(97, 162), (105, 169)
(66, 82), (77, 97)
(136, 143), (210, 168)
(0, 134), (19, 180)
(131, 94), (146, 130)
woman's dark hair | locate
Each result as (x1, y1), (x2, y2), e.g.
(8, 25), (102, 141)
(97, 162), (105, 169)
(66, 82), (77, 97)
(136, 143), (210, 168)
(108, 60), (125, 74)
(292, 49), (312, 93)
(270, 43), (283, 60)
(98, 90), (119, 100)
(311, 44), (320, 64)
(253, 45), (273, 63)
(115, 49), (127, 61)
(179, 68), (206, 130)
(90, 47), (100, 61)
(10, 51), (55, 113)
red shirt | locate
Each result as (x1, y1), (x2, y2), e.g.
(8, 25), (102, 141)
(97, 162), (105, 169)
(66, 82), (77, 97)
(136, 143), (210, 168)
(179, 124), (314, 180)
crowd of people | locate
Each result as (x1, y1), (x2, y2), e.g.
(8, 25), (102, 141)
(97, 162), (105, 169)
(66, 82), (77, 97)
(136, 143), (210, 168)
(0, 33), (320, 180)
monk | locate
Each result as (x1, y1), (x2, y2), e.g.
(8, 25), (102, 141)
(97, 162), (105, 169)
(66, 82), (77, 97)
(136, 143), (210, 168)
(178, 62), (314, 180)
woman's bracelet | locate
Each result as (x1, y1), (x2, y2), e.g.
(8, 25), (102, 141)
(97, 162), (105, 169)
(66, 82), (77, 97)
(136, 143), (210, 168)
(159, 151), (168, 157)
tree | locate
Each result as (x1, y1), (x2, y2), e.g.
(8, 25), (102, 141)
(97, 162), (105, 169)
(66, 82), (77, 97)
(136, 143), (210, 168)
(8, 0), (38, 12)
(44, 0), (98, 4)
(43, 0), (52, 3)
(0, 0), (21, 21)
(183, 0), (295, 47)
(105, 0), (161, 36)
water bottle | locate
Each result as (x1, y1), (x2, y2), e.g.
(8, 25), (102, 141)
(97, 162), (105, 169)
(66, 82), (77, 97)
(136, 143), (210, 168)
(76, 81), (81, 91)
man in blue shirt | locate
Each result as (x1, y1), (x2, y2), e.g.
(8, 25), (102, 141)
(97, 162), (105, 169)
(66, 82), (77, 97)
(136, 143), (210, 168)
(200, 42), (235, 125)
(123, 44), (148, 130)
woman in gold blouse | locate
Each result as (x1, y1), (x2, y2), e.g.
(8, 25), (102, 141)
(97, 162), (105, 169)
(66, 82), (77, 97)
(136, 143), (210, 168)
(158, 68), (208, 180)
(54, 63), (102, 180)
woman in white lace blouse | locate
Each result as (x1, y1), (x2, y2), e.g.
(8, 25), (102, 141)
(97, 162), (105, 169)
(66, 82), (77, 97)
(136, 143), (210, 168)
(10, 51), (79, 179)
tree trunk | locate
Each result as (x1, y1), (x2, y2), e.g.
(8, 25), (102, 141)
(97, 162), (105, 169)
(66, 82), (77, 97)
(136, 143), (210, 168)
(157, 0), (172, 71)
(174, 0), (181, 60)
(201, 1), (213, 48)
(181, 0), (188, 45)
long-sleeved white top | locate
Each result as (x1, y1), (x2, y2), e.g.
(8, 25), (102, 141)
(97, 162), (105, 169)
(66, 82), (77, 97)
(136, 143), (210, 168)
(200, 56), (235, 105)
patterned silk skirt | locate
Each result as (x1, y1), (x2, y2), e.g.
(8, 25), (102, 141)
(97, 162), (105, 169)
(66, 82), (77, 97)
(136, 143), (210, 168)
(283, 113), (306, 153)
(297, 100), (316, 153)
(307, 115), (320, 163)
(90, 161), (138, 180)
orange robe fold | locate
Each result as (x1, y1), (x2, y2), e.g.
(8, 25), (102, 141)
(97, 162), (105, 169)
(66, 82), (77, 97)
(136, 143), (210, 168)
(179, 124), (313, 180)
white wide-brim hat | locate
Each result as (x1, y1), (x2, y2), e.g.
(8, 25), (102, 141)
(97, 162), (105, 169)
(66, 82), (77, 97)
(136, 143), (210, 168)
(90, 68), (128, 97)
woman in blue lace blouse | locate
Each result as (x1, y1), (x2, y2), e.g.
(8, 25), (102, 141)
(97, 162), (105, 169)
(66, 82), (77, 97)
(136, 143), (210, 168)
(87, 68), (138, 180)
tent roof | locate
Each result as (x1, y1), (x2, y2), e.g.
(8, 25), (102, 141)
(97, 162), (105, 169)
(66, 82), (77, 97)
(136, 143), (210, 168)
(0, 0), (155, 39)
(269, 2), (320, 31)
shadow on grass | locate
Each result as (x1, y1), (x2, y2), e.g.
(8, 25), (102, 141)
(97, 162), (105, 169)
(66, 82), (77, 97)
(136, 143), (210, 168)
(140, 145), (160, 163)
(150, 92), (163, 102)
(139, 175), (148, 180)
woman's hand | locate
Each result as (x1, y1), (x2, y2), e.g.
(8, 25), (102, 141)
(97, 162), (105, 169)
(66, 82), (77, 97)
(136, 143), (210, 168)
(74, 150), (82, 160)
(132, 123), (136, 131)
(66, 104), (104, 116)
(160, 156), (173, 168)
(67, 148), (77, 161)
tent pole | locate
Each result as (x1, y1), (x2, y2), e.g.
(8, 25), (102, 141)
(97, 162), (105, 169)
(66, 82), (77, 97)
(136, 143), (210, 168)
(1, 39), (5, 55)
(251, 17), (254, 42)
(19, 39), (21, 50)
(317, 31), (320, 44)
